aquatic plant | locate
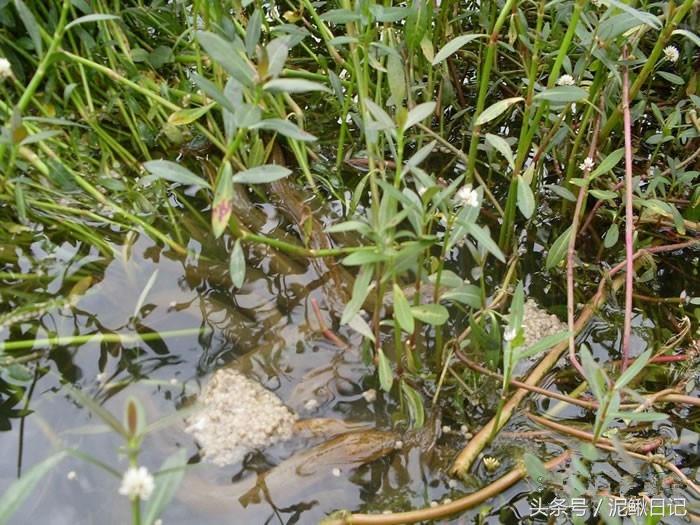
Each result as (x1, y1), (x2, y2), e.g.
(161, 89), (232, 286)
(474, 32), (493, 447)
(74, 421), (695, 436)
(0, 0), (698, 522)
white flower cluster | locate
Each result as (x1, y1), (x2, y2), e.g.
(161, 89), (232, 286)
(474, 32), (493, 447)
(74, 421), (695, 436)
(185, 368), (297, 466)
(0, 58), (11, 80)
(118, 466), (155, 501)
(455, 184), (479, 207)
(663, 45), (679, 63)
(579, 156), (595, 172)
(556, 74), (575, 86)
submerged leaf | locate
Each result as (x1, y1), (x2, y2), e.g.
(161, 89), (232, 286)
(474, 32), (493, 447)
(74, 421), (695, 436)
(230, 240), (246, 288)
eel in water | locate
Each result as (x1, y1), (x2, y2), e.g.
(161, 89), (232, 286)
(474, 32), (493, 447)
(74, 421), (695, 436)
(175, 428), (400, 515)
(176, 414), (441, 516)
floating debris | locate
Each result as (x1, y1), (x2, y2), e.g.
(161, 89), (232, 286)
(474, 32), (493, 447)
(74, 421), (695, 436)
(361, 388), (377, 403)
(185, 369), (297, 466)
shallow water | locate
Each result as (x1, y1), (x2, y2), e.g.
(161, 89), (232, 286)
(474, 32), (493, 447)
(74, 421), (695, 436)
(0, 197), (698, 524)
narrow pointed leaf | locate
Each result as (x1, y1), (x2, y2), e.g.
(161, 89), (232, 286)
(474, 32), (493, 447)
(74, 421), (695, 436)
(212, 163), (234, 237)
(232, 165), (291, 184)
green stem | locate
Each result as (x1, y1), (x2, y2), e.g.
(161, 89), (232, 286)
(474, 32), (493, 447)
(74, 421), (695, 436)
(465, 0), (519, 181)
(0, 327), (207, 352)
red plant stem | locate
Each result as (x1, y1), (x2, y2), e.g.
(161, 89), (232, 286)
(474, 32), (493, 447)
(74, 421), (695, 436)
(566, 106), (601, 378)
(621, 48), (635, 371)
(310, 297), (348, 349)
(608, 240), (699, 277)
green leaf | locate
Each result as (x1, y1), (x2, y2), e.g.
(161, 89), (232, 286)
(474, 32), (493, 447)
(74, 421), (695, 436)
(431, 34), (485, 65)
(167, 104), (215, 126)
(142, 160), (211, 190)
(211, 163), (234, 238)
(143, 450), (188, 525)
(589, 189), (618, 201)
(245, 9), (262, 57)
(672, 29), (700, 47)
(340, 264), (374, 325)
(517, 331), (570, 360)
(534, 86), (588, 103)
(509, 281), (525, 333)
(196, 31), (254, 86)
(251, 119), (317, 141)
(590, 148), (624, 178)
(265, 37), (290, 78)
(0, 451), (66, 522)
(614, 349), (651, 390)
(263, 78), (331, 93)
(516, 175), (535, 219)
(475, 97), (523, 126)
(484, 133), (514, 170)
(232, 165), (291, 184)
(364, 99), (394, 129)
(403, 101), (435, 132)
(65, 13), (120, 30)
(191, 74), (236, 113)
(393, 284), (414, 333)
(377, 348), (393, 392)
(601, 0), (661, 29)
(386, 52), (406, 104)
(401, 382), (425, 428)
(440, 285), (482, 308)
(410, 304), (449, 325)
(341, 250), (388, 266)
(522, 452), (550, 485)
(611, 411), (668, 422)
(466, 224), (506, 262)
(580, 345), (605, 403)
(229, 240), (246, 288)
(545, 226), (571, 270)
(656, 71), (684, 85)
(603, 223), (619, 248)
(15, 0), (42, 55)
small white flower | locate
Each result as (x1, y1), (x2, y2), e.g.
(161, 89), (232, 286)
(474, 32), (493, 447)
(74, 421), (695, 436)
(556, 74), (575, 86)
(443, 498), (452, 504)
(361, 389), (377, 403)
(394, 440), (404, 449)
(169, 378), (178, 386)
(456, 185), (479, 207)
(663, 45), (679, 63)
(503, 327), (517, 342)
(118, 466), (155, 501)
(96, 372), (107, 384)
(67, 471), (77, 481)
(0, 58), (12, 80)
(331, 467), (341, 477)
(430, 501), (438, 508)
(579, 157), (595, 172)
(442, 425), (452, 434)
(680, 290), (688, 304)
(448, 479), (458, 489)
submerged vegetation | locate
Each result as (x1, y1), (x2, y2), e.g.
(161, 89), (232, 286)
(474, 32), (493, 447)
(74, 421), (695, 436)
(0, 0), (699, 523)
